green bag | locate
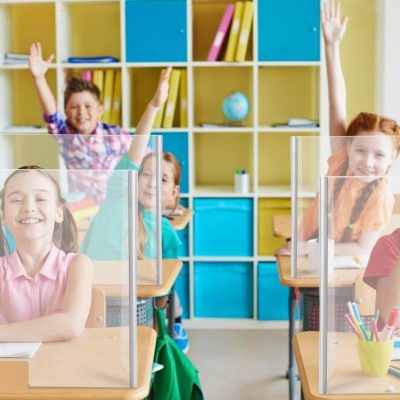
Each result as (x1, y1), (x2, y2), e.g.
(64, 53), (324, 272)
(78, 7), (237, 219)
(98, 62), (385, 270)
(149, 308), (203, 400)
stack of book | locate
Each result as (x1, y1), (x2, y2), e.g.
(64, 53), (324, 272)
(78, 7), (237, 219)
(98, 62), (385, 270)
(207, 1), (254, 62)
(153, 68), (187, 129)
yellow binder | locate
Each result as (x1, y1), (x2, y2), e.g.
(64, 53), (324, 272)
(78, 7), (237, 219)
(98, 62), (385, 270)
(224, 1), (244, 62)
(179, 69), (188, 127)
(102, 69), (115, 124)
(110, 70), (121, 126)
(92, 70), (104, 103)
(162, 69), (181, 129)
(153, 68), (167, 129)
(235, 1), (253, 62)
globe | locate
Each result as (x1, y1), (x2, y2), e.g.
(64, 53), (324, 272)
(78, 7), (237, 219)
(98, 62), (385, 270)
(223, 92), (250, 122)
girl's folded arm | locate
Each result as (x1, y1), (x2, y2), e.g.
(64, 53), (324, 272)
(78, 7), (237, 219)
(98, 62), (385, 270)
(0, 254), (93, 342)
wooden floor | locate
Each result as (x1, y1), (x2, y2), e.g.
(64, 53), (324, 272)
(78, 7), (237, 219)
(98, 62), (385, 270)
(187, 329), (300, 400)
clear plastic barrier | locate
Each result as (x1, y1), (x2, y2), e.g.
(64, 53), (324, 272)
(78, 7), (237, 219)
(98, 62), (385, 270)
(292, 135), (400, 278)
(0, 133), (163, 285)
(320, 175), (400, 395)
(0, 168), (138, 388)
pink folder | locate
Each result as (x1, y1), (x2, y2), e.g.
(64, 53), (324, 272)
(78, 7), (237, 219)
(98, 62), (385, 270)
(207, 4), (235, 62)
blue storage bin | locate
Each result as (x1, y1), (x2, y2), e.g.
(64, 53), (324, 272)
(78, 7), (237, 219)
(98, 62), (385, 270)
(194, 262), (253, 318)
(152, 132), (188, 193)
(258, 262), (297, 320)
(258, 0), (320, 61)
(175, 262), (189, 319)
(126, 0), (187, 62)
(193, 198), (253, 256)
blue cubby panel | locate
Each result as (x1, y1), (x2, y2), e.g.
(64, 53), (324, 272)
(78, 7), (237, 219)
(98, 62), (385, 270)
(126, 0), (187, 62)
(194, 262), (253, 318)
(258, 262), (299, 320)
(193, 198), (253, 256)
(175, 262), (189, 319)
(258, 0), (320, 61)
(152, 131), (188, 193)
(177, 198), (189, 257)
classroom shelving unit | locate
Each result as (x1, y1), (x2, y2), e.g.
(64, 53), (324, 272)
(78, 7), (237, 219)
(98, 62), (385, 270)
(0, 0), (379, 328)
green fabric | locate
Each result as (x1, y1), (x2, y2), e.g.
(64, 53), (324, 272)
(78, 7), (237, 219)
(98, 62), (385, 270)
(80, 155), (181, 259)
(150, 308), (203, 400)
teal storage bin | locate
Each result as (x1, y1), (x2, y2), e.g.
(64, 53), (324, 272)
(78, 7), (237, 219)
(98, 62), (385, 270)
(193, 198), (253, 256)
(175, 262), (189, 319)
(125, 0), (187, 62)
(194, 262), (253, 318)
(258, 262), (294, 320)
(258, 0), (320, 61)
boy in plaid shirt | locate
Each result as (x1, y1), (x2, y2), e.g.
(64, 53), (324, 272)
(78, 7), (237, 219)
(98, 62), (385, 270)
(28, 42), (170, 201)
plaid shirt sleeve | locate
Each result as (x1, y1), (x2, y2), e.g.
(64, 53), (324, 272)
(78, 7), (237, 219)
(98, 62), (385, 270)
(102, 124), (132, 156)
(43, 111), (68, 135)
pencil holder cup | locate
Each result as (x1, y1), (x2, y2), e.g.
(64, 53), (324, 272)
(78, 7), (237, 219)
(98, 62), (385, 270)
(234, 173), (249, 194)
(357, 339), (393, 376)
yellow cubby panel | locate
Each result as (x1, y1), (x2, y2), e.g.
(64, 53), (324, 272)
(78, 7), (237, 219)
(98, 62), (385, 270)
(68, 3), (120, 59)
(129, 68), (186, 128)
(12, 69), (57, 128)
(10, 3), (55, 56)
(192, 0), (253, 61)
(195, 132), (253, 187)
(129, 68), (161, 127)
(258, 197), (312, 255)
(258, 67), (319, 127)
(194, 67), (253, 127)
(258, 133), (319, 189)
(341, 0), (376, 123)
(15, 134), (59, 169)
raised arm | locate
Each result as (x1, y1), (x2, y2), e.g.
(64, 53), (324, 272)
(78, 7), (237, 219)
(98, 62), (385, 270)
(28, 42), (57, 116)
(127, 66), (172, 165)
(321, 0), (349, 153)
(0, 254), (93, 342)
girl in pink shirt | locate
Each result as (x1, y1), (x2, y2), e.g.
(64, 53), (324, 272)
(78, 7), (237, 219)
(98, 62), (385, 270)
(0, 167), (93, 342)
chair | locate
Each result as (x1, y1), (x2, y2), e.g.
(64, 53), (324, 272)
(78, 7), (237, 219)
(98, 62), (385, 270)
(85, 288), (106, 328)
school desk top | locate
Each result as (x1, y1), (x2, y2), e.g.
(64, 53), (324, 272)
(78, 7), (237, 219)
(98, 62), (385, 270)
(168, 207), (193, 231)
(275, 255), (361, 288)
(294, 331), (400, 399)
(92, 259), (183, 297)
(272, 214), (291, 240)
(0, 326), (156, 399)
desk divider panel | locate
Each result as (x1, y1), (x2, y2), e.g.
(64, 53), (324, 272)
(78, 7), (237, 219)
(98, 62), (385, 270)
(0, 133), (163, 286)
(291, 135), (400, 279)
(0, 167), (139, 388)
(319, 174), (400, 395)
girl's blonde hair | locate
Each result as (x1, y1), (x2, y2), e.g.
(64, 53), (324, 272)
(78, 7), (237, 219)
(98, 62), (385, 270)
(137, 152), (181, 259)
(0, 166), (79, 256)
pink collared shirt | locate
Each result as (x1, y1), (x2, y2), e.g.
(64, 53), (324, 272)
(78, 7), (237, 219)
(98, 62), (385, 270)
(0, 245), (76, 324)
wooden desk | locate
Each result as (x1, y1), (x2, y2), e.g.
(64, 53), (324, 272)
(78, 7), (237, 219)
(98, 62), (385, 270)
(0, 326), (156, 399)
(272, 214), (291, 240)
(168, 207), (193, 231)
(276, 255), (361, 400)
(294, 331), (400, 399)
(93, 259), (182, 336)
(92, 259), (183, 297)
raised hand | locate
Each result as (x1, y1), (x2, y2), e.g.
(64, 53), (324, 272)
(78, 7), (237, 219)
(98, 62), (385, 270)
(29, 42), (55, 79)
(149, 66), (172, 109)
(321, 0), (348, 45)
